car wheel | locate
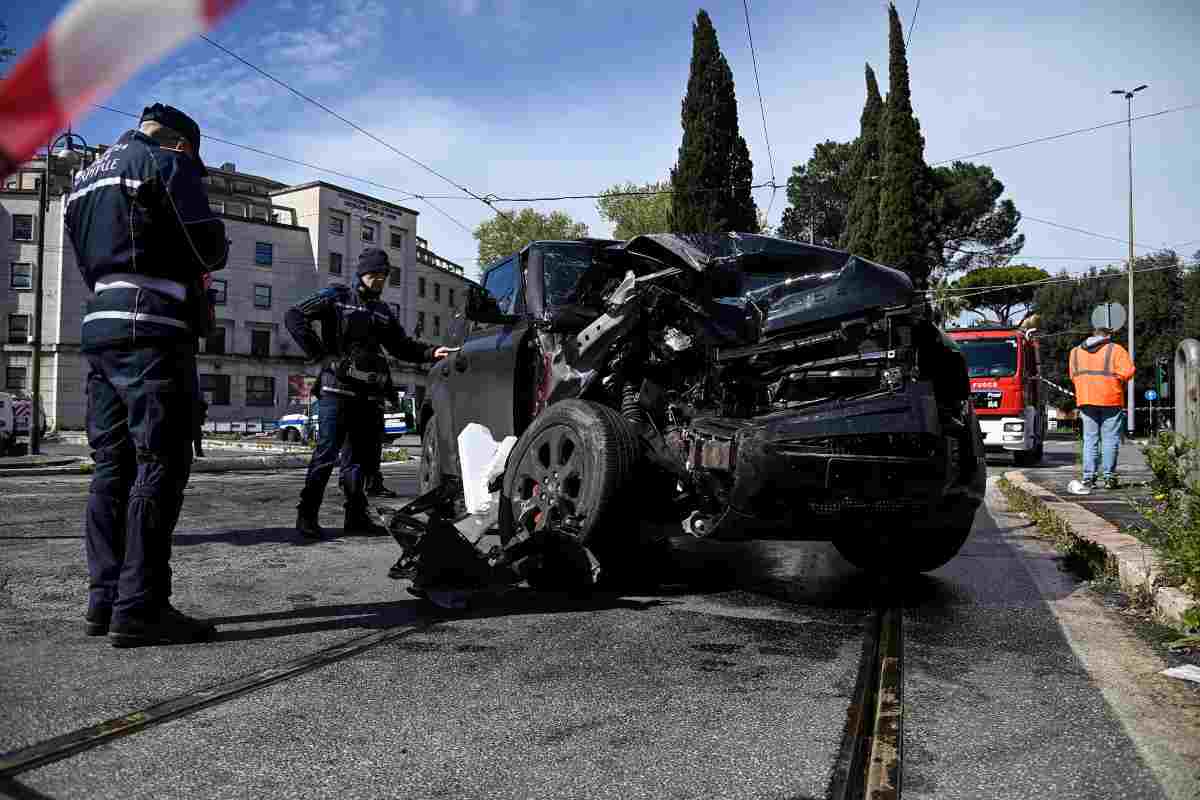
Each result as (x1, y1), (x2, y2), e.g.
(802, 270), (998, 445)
(418, 415), (442, 495)
(834, 517), (973, 575)
(501, 400), (637, 589)
(288, 428), (302, 443)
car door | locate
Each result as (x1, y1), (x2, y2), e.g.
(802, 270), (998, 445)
(437, 255), (530, 470)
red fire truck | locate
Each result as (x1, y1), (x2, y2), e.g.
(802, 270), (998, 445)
(947, 326), (1046, 466)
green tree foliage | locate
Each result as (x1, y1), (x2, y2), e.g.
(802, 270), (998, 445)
(669, 9), (757, 234)
(775, 140), (855, 247)
(928, 162), (1025, 274)
(473, 208), (588, 267)
(950, 264), (1050, 325)
(596, 181), (672, 239)
(874, 3), (933, 286)
(1185, 252), (1200, 341)
(842, 64), (885, 258)
(1032, 252), (1186, 409)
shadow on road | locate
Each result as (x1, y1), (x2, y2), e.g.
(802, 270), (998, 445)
(172, 527), (396, 547)
(208, 593), (665, 643)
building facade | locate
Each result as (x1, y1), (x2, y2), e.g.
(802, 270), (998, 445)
(1, 151), (473, 431)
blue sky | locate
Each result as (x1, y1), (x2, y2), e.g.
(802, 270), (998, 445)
(6, 1), (1199, 281)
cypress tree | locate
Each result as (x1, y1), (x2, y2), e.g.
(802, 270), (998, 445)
(874, 3), (932, 285)
(669, 9), (758, 234)
(842, 64), (884, 258)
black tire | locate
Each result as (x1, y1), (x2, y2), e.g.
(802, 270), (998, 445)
(418, 415), (442, 495)
(501, 400), (636, 588)
(287, 428), (302, 443)
(834, 518), (973, 575)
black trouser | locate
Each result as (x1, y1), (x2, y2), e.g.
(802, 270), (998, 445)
(298, 388), (382, 518)
(84, 344), (195, 620)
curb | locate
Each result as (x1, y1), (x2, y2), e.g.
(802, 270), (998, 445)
(1003, 470), (1195, 628)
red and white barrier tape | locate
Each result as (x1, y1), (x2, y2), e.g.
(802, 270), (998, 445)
(0, 0), (245, 177)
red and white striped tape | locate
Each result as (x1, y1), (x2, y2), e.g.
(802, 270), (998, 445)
(0, 0), (245, 177)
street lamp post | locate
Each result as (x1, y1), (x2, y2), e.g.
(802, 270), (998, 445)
(1111, 84), (1146, 435)
(30, 129), (88, 455)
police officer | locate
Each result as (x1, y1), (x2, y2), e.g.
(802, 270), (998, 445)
(64, 103), (228, 647)
(286, 249), (450, 538)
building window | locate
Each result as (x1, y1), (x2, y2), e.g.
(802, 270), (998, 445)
(6, 366), (27, 392)
(205, 325), (226, 355)
(254, 284), (272, 309)
(211, 278), (228, 305)
(199, 373), (231, 406)
(416, 311), (425, 337)
(388, 267), (401, 287)
(255, 241), (273, 266)
(433, 282), (441, 302)
(433, 315), (441, 337)
(252, 206), (269, 221)
(7, 314), (30, 342)
(329, 252), (343, 275)
(250, 328), (271, 357)
(246, 376), (275, 407)
(329, 216), (344, 236)
(418, 276), (426, 298)
(390, 302), (402, 320)
(390, 229), (405, 249)
(448, 288), (455, 308)
(11, 214), (33, 241)
(10, 262), (32, 290)
(209, 201), (224, 215)
(362, 223), (376, 244)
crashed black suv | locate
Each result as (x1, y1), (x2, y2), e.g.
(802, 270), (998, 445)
(414, 233), (984, 583)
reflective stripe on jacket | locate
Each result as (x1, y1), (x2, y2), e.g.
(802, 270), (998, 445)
(1069, 342), (1135, 407)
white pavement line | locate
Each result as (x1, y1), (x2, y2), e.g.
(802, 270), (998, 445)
(1004, 470), (1194, 626)
(985, 480), (1200, 800)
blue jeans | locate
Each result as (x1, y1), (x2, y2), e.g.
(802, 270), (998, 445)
(1080, 405), (1124, 482)
(85, 344), (195, 619)
(298, 388), (381, 517)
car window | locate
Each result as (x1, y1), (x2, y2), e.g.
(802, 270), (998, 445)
(484, 258), (518, 315)
(541, 244), (593, 309)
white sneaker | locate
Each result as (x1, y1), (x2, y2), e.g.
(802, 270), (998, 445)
(1067, 479), (1092, 496)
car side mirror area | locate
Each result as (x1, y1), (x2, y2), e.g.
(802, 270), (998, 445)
(464, 285), (519, 325)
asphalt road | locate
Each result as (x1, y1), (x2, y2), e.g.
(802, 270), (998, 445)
(0, 453), (1195, 799)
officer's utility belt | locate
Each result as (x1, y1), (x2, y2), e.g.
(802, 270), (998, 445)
(342, 365), (386, 385)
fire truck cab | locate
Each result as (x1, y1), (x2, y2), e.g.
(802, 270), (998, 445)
(948, 326), (1046, 466)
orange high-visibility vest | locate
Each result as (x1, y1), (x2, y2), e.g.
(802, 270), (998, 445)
(1069, 342), (1135, 407)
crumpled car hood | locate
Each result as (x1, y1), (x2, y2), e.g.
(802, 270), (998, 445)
(614, 233), (914, 338)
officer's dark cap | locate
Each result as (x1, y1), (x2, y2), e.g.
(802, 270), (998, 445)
(140, 103), (208, 176)
(357, 248), (390, 276)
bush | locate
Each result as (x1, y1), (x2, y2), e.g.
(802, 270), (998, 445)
(1133, 435), (1200, 598)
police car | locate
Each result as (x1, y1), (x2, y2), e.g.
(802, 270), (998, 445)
(275, 402), (412, 443)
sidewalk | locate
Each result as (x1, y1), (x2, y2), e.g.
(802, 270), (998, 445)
(1008, 436), (1195, 627)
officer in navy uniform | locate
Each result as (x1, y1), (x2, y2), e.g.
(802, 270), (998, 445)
(64, 104), (228, 647)
(286, 249), (450, 538)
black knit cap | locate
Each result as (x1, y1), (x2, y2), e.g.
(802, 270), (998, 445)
(139, 103), (207, 175)
(357, 248), (390, 277)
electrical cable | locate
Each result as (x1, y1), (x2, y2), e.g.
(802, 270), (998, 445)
(930, 101), (1200, 166)
(906, 0), (922, 45)
(930, 261), (1184, 301)
(741, 0), (778, 220)
(1021, 214), (1162, 250)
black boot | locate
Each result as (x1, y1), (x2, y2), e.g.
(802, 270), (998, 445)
(296, 509), (323, 540)
(109, 604), (216, 648)
(344, 506), (389, 536)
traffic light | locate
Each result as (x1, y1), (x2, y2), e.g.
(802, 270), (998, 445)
(1157, 356), (1170, 398)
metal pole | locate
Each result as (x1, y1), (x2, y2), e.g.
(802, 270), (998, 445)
(1126, 93), (1135, 434)
(29, 143), (51, 455)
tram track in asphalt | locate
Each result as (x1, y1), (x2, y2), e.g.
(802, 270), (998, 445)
(829, 607), (903, 800)
(1, 596), (898, 800)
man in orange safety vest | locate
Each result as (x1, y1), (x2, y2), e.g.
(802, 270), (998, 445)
(1067, 327), (1135, 494)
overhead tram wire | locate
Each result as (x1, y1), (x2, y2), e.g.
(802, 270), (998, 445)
(197, 34), (513, 232)
(930, 101), (1200, 166)
(1021, 214), (1162, 250)
(741, 0), (779, 218)
(906, 0), (922, 45)
(929, 261), (1185, 301)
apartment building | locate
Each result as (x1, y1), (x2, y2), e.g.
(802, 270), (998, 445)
(1, 148), (473, 431)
